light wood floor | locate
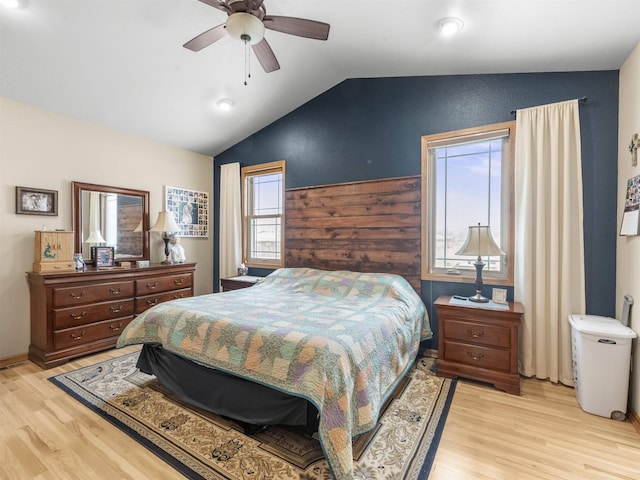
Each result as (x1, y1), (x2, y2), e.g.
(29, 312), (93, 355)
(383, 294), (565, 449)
(1, 347), (638, 480)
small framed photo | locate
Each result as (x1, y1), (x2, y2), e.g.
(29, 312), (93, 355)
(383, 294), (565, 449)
(16, 186), (58, 216)
(492, 288), (508, 304)
(95, 246), (115, 268)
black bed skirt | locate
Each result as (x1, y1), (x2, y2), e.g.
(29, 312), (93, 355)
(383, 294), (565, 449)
(137, 344), (319, 433)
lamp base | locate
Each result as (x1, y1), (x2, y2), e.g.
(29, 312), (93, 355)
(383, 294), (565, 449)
(468, 292), (489, 303)
(161, 258), (173, 265)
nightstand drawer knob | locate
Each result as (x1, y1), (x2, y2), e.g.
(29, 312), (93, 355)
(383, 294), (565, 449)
(466, 351), (485, 361)
(466, 329), (485, 338)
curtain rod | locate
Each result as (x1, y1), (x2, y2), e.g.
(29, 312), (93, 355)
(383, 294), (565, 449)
(510, 97), (587, 115)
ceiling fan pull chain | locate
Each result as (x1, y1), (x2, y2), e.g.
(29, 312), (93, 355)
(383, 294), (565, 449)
(243, 36), (251, 86)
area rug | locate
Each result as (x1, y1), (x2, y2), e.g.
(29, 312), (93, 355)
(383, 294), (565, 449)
(50, 352), (455, 480)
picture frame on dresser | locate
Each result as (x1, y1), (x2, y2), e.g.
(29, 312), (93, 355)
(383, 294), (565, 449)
(94, 246), (115, 268)
(15, 186), (58, 216)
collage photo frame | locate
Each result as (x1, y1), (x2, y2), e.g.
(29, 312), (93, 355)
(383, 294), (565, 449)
(165, 186), (209, 237)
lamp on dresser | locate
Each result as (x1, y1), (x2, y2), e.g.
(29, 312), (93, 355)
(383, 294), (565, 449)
(149, 211), (180, 264)
(455, 223), (505, 302)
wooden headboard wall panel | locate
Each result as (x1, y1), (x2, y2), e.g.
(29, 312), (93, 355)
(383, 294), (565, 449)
(285, 176), (421, 293)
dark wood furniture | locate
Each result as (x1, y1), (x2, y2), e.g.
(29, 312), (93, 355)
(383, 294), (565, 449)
(220, 275), (263, 291)
(27, 263), (196, 369)
(435, 295), (524, 395)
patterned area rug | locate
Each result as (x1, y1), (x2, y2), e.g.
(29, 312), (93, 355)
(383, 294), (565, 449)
(50, 352), (455, 480)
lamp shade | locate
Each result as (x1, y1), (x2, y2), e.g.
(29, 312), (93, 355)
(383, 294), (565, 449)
(85, 230), (105, 244)
(133, 220), (143, 233)
(149, 211), (179, 233)
(456, 224), (505, 257)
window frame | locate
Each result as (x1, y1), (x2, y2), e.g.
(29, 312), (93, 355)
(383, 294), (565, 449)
(420, 121), (515, 286)
(241, 160), (286, 269)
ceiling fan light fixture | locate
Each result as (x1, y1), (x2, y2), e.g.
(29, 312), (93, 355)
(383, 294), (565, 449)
(226, 12), (265, 45)
(438, 17), (464, 36)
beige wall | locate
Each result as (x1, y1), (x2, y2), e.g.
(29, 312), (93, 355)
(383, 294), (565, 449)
(0, 97), (214, 361)
(617, 41), (640, 416)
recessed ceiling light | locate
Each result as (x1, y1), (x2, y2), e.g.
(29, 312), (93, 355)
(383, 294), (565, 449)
(216, 99), (233, 111)
(0, 0), (27, 8)
(438, 17), (464, 36)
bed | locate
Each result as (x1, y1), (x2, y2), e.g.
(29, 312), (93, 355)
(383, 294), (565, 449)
(117, 267), (431, 480)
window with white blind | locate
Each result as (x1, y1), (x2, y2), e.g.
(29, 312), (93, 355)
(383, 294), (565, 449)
(421, 121), (515, 284)
(241, 160), (285, 268)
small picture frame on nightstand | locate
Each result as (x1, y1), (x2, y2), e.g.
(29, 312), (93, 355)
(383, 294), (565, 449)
(492, 288), (508, 304)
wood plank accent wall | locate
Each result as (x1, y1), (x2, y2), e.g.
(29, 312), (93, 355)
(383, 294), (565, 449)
(285, 176), (421, 293)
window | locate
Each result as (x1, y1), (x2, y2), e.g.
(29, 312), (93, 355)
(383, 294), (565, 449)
(421, 121), (515, 285)
(241, 160), (285, 268)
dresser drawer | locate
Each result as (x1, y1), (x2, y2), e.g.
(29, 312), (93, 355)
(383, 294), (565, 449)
(443, 340), (511, 372)
(135, 273), (192, 296)
(444, 319), (511, 348)
(135, 288), (193, 314)
(53, 299), (135, 329)
(53, 317), (133, 350)
(53, 281), (134, 307)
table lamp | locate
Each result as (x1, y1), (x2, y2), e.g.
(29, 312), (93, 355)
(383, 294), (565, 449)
(455, 223), (505, 302)
(149, 211), (180, 264)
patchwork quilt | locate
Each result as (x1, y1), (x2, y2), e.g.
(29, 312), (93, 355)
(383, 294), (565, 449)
(117, 267), (431, 480)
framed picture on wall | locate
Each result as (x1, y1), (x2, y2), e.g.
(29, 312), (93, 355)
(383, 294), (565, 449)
(15, 186), (58, 216)
(165, 186), (209, 237)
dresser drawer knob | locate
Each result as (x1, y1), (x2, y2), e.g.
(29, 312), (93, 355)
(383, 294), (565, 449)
(173, 294), (184, 299)
(110, 322), (123, 332)
(70, 311), (86, 320)
(70, 331), (87, 340)
(146, 298), (159, 306)
(69, 291), (86, 299)
(466, 352), (485, 361)
(109, 305), (124, 313)
(146, 282), (159, 290)
(109, 287), (124, 295)
(466, 329), (485, 338)
(173, 278), (184, 286)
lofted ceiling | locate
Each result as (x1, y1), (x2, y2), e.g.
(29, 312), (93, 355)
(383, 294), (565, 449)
(1, 0), (639, 158)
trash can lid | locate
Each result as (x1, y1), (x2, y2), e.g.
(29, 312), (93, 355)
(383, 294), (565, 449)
(568, 314), (637, 338)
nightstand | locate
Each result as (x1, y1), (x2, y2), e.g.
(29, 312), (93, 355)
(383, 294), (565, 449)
(220, 275), (263, 291)
(434, 295), (524, 395)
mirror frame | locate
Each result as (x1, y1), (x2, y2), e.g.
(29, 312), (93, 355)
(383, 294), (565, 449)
(72, 181), (150, 262)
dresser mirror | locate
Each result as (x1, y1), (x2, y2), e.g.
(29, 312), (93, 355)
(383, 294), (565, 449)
(72, 182), (150, 263)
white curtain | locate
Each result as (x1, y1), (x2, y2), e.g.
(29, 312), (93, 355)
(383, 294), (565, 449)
(514, 99), (585, 385)
(219, 163), (242, 281)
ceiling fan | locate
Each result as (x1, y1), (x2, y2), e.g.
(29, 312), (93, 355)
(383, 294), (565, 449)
(183, 0), (330, 73)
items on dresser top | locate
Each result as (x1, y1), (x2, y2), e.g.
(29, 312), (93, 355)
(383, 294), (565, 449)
(435, 295), (523, 395)
(27, 263), (196, 369)
(33, 230), (75, 272)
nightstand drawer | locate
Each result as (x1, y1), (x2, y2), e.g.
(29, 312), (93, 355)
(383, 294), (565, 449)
(443, 340), (511, 372)
(444, 319), (511, 348)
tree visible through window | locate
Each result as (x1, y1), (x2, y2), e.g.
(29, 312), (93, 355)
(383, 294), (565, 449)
(421, 122), (515, 285)
(241, 160), (285, 268)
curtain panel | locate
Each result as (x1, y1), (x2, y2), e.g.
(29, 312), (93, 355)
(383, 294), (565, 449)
(515, 99), (585, 385)
(219, 163), (242, 282)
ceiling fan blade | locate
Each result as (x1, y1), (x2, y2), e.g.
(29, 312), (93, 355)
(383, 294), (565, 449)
(252, 39), (280, 73)
(197, 0), (231, 13)
(183, 24), (227, 51)
(263, 16), (329, 40)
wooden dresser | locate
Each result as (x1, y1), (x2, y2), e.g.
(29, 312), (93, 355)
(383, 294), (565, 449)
(435, 295), (524, 395)
(27, 263), (196, 369)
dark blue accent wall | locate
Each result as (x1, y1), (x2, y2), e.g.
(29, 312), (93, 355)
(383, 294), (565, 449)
(214, 71), (619, 348)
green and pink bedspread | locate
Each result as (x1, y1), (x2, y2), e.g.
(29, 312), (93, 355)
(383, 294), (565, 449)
(117, 267), (431, 479)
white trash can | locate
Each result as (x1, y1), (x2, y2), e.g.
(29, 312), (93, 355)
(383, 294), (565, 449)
(568, 314), (637, 420)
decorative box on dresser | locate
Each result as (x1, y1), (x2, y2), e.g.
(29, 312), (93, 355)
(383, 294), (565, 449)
(28, 263), (196, 369)
(435, 295), (524, 395)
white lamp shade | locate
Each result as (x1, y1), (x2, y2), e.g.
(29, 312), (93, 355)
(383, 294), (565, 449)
(85, 230), (105, 244)
(225, 12), (265, 44)
(133, 220), (143, 233)
(149, 211), (179, 233)
(456, 224), (505, 257)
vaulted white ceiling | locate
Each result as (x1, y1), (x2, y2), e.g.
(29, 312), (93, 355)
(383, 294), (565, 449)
(1, 0), (639, 157)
